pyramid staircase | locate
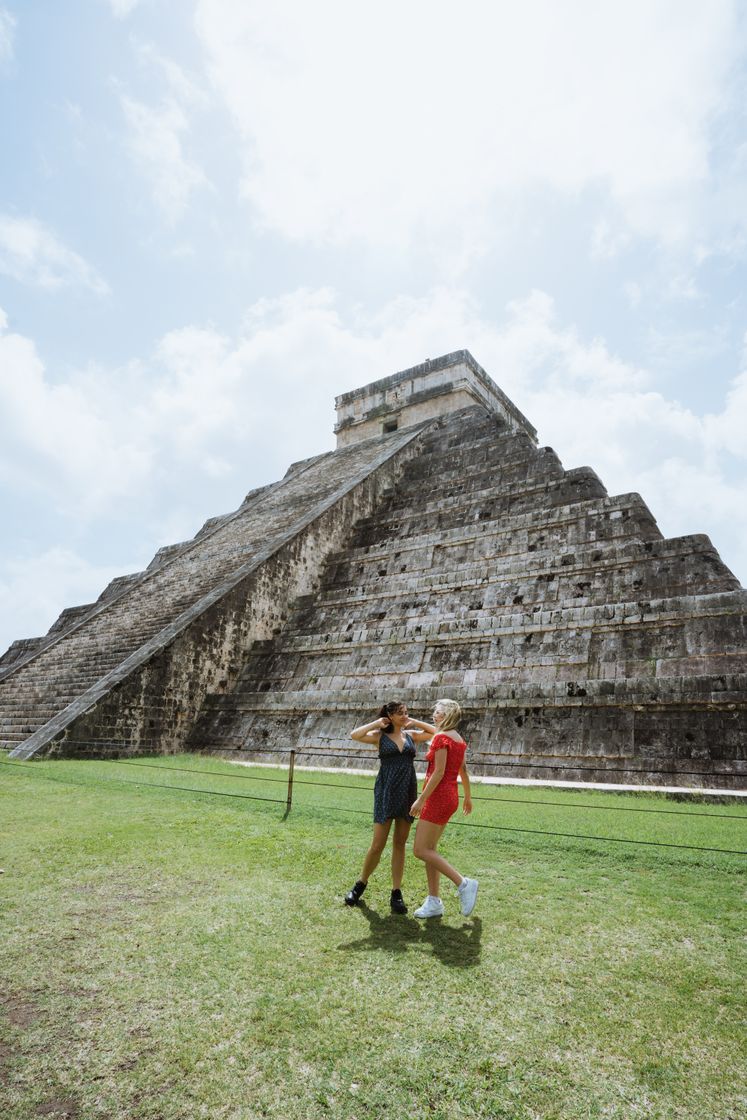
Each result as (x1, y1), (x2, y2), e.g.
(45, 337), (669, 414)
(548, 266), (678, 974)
(1, 424), (426, 759)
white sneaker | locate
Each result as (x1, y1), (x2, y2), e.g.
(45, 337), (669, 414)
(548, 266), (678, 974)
(458, 877), (479, 916)
(414, 896), (444, 918)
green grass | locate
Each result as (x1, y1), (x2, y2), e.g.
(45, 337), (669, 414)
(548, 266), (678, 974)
(1, 752), (745, 1120)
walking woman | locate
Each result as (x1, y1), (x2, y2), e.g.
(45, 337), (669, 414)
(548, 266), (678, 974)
(344, 701), (435, 913)
(410, 698), (478, 918)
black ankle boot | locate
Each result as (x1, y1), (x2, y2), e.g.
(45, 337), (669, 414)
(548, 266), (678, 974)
(344, 880), (367, 906)
(390, 888), (407, 914)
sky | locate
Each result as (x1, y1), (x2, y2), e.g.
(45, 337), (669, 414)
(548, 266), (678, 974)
(1, 0), (746, 656)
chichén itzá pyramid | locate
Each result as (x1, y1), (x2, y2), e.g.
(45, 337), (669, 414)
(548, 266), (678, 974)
(2, 351), (745, 787)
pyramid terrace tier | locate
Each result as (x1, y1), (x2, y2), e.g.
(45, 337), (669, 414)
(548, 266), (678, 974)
(188, 677), (747, 790)
(361, 462), (622, 533)
(268, 540), (740, 657)
(224, 626), (747, 697)
(229, 590), (747, 690)
(329, 490), (666, 570)
(318, 534), (736, 608)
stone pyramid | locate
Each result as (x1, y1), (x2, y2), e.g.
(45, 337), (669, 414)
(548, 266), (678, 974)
(2, 351), (745, 787)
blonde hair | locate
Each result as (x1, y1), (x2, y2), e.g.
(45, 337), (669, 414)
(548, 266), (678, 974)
(435, 697), (462, 733)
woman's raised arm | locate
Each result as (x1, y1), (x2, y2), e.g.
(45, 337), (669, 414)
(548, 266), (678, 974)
(350, 717), (386, 744)
(404, 716), (437, 742)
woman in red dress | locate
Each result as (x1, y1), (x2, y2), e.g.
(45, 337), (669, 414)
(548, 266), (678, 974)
(410, 698), (478, 918)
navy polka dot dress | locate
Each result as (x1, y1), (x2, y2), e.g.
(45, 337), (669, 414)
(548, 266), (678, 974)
(373, 732), (418, 824)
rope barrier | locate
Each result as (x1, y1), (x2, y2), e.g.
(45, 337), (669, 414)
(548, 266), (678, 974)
(0, 759), (285, 806)
(303, 801), (747, 855)
(457, 790), (746, 820)
(102, 758), (747, 820)
(5, 741), (743, 782)
(107, 758), (289, 785)
(1, 758), (745, 856)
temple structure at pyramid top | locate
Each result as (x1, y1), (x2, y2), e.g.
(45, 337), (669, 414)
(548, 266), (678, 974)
(334, 349), (537, 447)
(1, 350), (745, 788)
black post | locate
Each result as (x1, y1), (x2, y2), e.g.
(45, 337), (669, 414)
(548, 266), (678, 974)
(286, 749), (296, 814)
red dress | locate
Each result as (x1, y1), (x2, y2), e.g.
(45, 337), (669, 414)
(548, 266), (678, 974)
(420, 733), (467, 825)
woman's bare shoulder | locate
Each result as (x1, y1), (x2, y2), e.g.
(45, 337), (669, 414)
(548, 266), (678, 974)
(433, 731), (465, 745)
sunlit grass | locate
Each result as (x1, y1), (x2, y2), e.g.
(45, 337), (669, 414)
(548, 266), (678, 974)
(1, 752), (745, 1120)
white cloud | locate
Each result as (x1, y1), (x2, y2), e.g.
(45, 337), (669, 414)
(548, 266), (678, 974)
(704, 364), (747, 460)
(117, 40), (211, 222)
(121, 94), (209, 221)
(0, 314), (152, 513)
(133, 40), (208, 109)
(119, 41), (211, 224)
(0, 548), (130, 648)
(0, 213), (109, 293)
(194, 0), (742, 258)
(107, 0), (141, 18)
(0, 7), (15, 69)
(591, 218), (631, 261)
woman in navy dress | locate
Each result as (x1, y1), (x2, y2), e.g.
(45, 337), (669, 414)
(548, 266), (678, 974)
(344, 701), (435, 913)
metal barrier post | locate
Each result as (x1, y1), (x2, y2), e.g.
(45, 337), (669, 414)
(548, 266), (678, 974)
(286, 750), (296, 813)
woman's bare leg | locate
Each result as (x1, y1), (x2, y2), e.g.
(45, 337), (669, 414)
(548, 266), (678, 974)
(390, 818), (412, 889)
(413, 820), (462, 888)
(426, 854), (441, 898)
(360, 821), (392, 882)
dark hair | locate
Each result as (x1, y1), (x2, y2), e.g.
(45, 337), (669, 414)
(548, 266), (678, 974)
(377, 701), (406, 733)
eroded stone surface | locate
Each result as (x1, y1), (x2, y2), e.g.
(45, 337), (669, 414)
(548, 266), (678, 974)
(193, 407), (746, 786)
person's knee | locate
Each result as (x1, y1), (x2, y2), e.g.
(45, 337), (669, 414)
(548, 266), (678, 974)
(413, 841), (429, 861)
(369, 839), (387, 857)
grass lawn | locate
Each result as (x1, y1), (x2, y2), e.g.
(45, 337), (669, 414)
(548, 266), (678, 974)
(1, 752), (745, 1120)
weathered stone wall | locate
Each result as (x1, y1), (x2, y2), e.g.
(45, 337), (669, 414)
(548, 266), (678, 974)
(194, 407), (747, 787)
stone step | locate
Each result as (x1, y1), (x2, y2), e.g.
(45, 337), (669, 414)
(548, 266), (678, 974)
(0, 702), (71, 717)
(322, 528), (682, 589)
(293, 595), (731, 650)
(353, 466), (608, 529)
(396, 443), (564, 489)
(395, 452), (565, 495)
(349, 492), (659, 554)
(196, 671), (747, 712)
(300, 536), (734, 618)
(327, 501), (659, 572)
(232, 648), (747, 696)
(246, 602), (747, 662)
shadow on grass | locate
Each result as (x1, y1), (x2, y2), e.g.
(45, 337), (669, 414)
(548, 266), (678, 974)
(337, 901), (482, 968)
